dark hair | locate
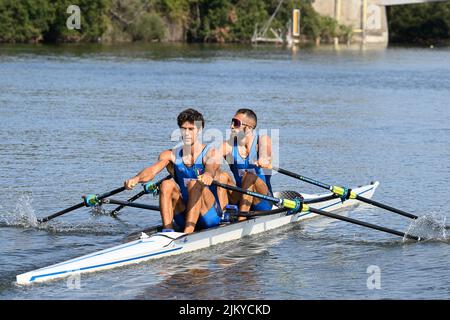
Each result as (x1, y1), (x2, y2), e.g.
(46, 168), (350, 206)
(177, 108), (205, 129)
(235, 108), (257, 127)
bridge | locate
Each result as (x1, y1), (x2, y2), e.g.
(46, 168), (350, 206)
(311, 0), (447, 44)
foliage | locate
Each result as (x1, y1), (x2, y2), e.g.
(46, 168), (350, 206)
(0, 0), (351, 43)
(387, 2), (450, 44)
(0, 0), (53, 42)
(43, 0), (110, 42)
(128, 12), (166, 41)
(0, 0), (109, 43)
(186, 0), (234, 42)
(230, 0), (268, 42)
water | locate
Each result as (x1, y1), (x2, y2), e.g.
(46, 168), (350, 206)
(0, 43), (449, 299)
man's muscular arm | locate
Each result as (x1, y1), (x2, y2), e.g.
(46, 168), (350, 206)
(124, 150), (173, 189)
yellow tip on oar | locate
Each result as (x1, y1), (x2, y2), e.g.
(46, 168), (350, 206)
(281, 198), (309, 212)
(331, 186), (357, 199)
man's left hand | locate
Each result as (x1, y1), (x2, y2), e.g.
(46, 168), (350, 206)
(198, 173), (213, 186)
(256, 159), (272, 169)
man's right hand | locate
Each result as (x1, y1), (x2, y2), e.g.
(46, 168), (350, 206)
(124, 177), (139, 190)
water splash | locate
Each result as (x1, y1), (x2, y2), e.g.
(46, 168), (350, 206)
(0, 195), (124, 234)
(90, 205), (110, 216)
(0, 194), (38, 228)
(404, 214), (448, 242)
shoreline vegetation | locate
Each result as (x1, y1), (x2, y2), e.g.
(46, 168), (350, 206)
(0, 0), (448, 46)
(387, 2), (450, 46)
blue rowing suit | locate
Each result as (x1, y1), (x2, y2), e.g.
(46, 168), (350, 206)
(172, 144), (222, 230)
(229, 134), (273, 211)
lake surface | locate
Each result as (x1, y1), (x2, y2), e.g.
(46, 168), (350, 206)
(0, 43), (449, 299)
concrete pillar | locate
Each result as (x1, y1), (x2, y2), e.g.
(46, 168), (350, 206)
(312, 0), (388, 44)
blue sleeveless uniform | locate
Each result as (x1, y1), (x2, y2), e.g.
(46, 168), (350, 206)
(229, 134), (273, 211)
(172, 144), (221, 230)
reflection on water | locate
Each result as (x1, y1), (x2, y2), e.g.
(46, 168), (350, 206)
(135, 225), (293, 300)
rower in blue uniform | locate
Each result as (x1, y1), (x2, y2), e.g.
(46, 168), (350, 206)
(222, 109), (273, 219)
(124, 109), (226, 233)
(171, 143), (222, 230)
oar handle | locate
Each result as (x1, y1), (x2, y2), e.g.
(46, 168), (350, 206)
(109, 175), (172, 217)
(211, 180), (282, 205)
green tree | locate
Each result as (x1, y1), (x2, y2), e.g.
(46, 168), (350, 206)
(157, 0), (189, 22)
(0, 0), (53, 42)
(0, 0), (356, 44)
(43, 0), (110, 42)
(128, 12), (166, 41)
(387, 2), (450, 44)
(230, 0), (268, 42)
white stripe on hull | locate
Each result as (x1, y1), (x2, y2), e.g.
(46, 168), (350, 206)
(16, 182), (379, 285)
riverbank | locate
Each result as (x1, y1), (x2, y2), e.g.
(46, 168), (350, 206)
(1, 1), (448, 46)
(0, 0), (352, 45)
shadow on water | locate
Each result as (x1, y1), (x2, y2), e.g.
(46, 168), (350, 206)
(133, 224), (296, 299)
(0, 43), (285, 61)
(131, 215), (448, 300)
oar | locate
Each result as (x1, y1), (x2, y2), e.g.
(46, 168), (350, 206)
(108, 191), (146, 217)
(108, 175), (172, 217)
(210, 180), (420, 241)
(274, 167), (450, 230)
(104, 199), (291, 218)
(102, 198), (160, 212)
(274, 167), (417, 217)
(38, 186), (126, 223)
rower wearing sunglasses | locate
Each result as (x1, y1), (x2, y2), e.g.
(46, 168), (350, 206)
(222, 109), (273, 218)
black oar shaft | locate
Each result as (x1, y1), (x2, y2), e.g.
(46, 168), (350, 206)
(104, 198), (160, 212)
(309, 207), (419, 241)
(212, 181), (282, 205)
(38, 203), (85, 223)
(275, 167), (331, 190)
(109, 175), (172, 217)
(211, 180), (418, 241)
(355, 195), (418, 219)
(109, 191), (145, 217)
(97, 186), (127, 199)
(274, 167), (424, 222)
(38, 186), (126, 223)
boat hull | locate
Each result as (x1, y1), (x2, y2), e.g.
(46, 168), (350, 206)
(16, 181), (379, 285)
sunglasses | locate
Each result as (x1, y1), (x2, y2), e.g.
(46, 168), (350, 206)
(231, 118), (254, 129)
